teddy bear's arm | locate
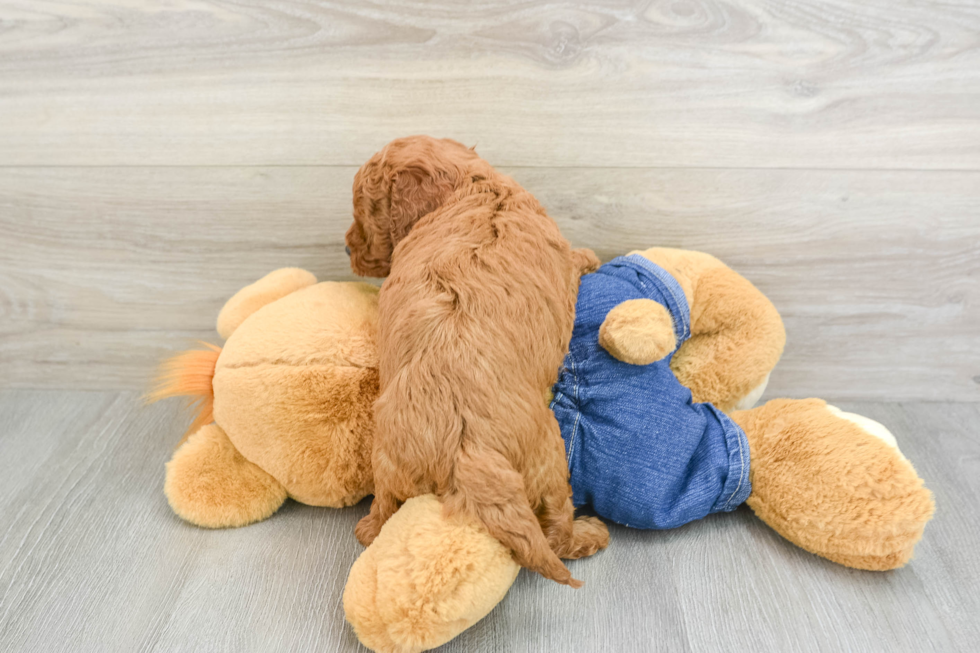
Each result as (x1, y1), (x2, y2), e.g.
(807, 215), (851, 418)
(216, 268), (317, 339)
(635, 248), (786, 412)
(344, 495), (520, 653)
(165, 423), (288, 528)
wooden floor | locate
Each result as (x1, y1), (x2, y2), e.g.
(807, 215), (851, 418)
(2, 1), (979, 651)
(0, 390), (977, 652)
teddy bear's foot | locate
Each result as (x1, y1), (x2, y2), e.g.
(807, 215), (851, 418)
(732, 399), (934, 571)
(733, 372), (770, 411)
(344, 494), (520, 653)
(165, 423), (288, 528)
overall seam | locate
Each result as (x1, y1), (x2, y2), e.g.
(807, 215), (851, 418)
(566, 356), (582, 468)
(622, 255), (691, 343)
(724, 426), (746, 510)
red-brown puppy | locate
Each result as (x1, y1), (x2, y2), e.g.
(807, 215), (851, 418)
(345, 136), (607, 586)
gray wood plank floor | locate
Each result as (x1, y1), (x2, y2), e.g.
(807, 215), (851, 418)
(1, 390), (977, 652)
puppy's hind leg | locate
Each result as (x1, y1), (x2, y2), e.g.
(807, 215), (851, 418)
(535, 414), (610, 560)
(355, 451), (402, 546)
(562, 514), (610, 560)
(355, 489), (399, 547)
(544, 493), (609, 560)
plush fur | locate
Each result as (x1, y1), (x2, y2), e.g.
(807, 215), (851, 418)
(598, 298), (677, 365)
(149, 343), (221, 445)
(165, 423), (287, 528)
(212, 280), (380, 507)
(345, 135), (607, 587)
(635, 247), (786, 412)
(733, 398), (934, 570)
(216, 267), (317, 339)
(343, 495), (520, 653)
(153, 272), (382, 527)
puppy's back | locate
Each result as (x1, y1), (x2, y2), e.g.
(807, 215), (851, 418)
(374, 181), (582, 585)
(379, 184), (575, 387)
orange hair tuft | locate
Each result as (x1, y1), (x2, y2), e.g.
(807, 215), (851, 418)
(147, 342), (222, 447)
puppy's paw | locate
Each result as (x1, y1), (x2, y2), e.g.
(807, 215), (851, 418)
(355, 513), (383, 547)
(563, 516), (610, 560)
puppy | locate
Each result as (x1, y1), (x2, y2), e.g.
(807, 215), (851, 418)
(346, 136), (608, 586)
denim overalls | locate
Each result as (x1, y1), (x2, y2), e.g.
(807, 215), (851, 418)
(550, 255), (752, 529)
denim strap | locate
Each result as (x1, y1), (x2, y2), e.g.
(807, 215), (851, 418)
(616, 254), (691, 345)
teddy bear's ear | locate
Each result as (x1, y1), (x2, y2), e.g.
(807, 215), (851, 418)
(217, 268), (317, 339)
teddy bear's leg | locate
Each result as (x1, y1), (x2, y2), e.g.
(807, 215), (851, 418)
(636, 248), (786, 412)
(165, 423), (288, 528)
(669, 265), (782, 412)
(732, 398), (934, 571)
(344, 495), (520, 653)
(216, 268), (317, 339)
(598, 299), (678, 366)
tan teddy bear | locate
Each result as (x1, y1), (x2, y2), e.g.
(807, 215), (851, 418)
(152, 249), (933, 653)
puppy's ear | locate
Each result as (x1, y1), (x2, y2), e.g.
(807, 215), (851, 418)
(388, 166), (455, 245)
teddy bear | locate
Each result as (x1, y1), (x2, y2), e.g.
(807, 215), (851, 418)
(151, 248), (934, 653)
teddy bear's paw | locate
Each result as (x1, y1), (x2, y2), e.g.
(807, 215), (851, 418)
(738, 398), (935, 571)
(824, 405), (905, 458)
(344, 495), (520, 653)
(164, 423), (287, 528)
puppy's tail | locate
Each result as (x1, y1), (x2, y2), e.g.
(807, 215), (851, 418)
(443, 446), (581, 588)
(145, 342), (222, 447)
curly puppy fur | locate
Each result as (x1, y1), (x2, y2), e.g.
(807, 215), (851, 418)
(345, 136), (607, 587)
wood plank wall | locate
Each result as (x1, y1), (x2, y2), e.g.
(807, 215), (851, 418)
(1, 0), (978, 400)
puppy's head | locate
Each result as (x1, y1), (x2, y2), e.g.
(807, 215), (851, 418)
(346, 135), (482, 277)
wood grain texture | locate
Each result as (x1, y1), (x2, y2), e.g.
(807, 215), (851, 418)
(0, 391), (366, 653)
(2, 166), (978, 400)
(0, 391), (977, 652)
(1, 2), (977, 650)
(0, 0), (978, 168)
